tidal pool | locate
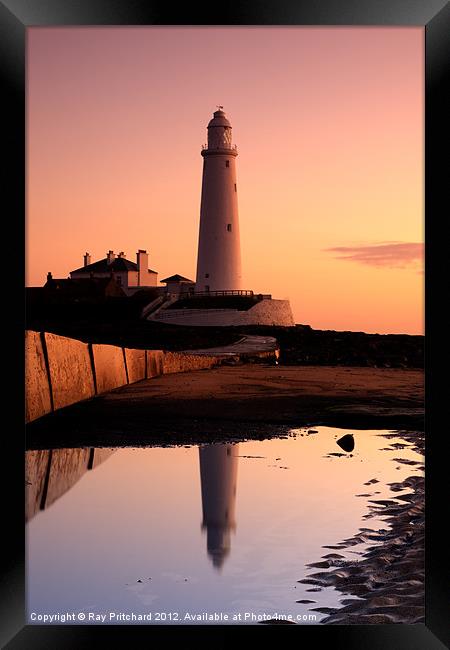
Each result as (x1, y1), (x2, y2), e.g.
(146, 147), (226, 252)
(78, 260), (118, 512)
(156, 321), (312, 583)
(26, 426), (424, 625)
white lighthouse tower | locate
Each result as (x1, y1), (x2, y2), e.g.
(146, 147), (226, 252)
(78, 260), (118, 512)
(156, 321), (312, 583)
(195, 107), (242, 292)
(199, 443), (239, 570)
(146, 107), (295, 327)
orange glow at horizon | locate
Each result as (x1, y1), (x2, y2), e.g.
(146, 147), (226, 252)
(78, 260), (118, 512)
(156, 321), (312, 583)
(26, 27), (424, 334)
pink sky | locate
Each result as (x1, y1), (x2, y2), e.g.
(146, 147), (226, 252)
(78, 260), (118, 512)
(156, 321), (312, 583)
(26, 27), (424, 334)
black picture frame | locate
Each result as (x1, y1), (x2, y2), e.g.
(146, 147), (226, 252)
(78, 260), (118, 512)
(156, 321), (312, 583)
(3, 0), (449, 647)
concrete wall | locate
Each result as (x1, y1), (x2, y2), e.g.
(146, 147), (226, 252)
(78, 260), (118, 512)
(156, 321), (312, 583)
(25, 449), (50, 521)
(92, 343), (128, 394)
(162, 351), (219, 374)
(25, 331), (52, 423)
(241, 299), (294, 326)
(45, 447), (92, 510)
(124, 348), (146, 383)
(151, 298), (295, 327)
(25, 330), (277, 424)
(25, 331), (224, 423)
(25, 447), (117, 521)
(45, 333), (95, 410)
(147, 350), (165, 378)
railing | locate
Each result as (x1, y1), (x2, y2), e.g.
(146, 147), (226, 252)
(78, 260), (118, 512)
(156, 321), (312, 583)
(141, 295), (164, 318)
(187, 290), (254, 298)
(201, 144), (238, 151)
(153, 308), (235, 320)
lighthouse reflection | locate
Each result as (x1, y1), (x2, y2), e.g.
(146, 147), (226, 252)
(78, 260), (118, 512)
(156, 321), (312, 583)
(199, 443), (239, 570)
(27, 442), (241, 570)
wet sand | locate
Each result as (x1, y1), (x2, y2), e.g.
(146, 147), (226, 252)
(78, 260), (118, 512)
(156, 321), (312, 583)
(25, 365), (425, 625)
(300, 430), (425, 625)
(27, 365), (424, 450)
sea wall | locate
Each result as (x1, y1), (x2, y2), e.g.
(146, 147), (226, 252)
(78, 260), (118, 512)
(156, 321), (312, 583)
(162, 351), (220, 374)
(25, 331), (52, 423)
(45, 333), (95, 409)
(25, 331), (227, 423)
(92, 343), (128, 393)
(146, 350), (165, 377)
(124, 348), (146, 383)
(25, 447), (117, 521)
(150, 299), (295, 327)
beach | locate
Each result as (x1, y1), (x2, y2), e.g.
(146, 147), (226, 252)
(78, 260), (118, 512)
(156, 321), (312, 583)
(27, 364), (424, 449)
(26, 364), (425, 625)
(301, 429), (425, 624)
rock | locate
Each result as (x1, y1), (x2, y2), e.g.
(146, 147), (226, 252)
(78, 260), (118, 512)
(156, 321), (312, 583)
(336, 433), (355, 452)
(296, 599), (316, 604)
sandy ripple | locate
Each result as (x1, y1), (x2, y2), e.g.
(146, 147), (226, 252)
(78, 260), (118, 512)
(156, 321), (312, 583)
(299, 430), (424, 625)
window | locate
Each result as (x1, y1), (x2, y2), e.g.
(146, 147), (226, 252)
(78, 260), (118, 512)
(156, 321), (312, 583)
(225, 160), (229, 167)
(115, 275), (122, 286)
(227, 224), (232, 232)
(234, 183), (237, 192)
(205, 285), (210, 292)
(205, 273), (209, 278)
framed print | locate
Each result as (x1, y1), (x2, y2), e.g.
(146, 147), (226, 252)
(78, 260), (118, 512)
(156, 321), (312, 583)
(2, 0), (449, 648)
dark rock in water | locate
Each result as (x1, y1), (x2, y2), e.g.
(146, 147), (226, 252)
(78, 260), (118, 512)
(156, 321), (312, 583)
(296, 599), (316, 604)
(311, 607), (339, 614)
(307, 560), (331, 569)
(336, 433), (355, 452)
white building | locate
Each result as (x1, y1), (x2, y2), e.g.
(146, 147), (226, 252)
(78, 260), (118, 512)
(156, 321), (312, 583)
(160, 274), (195, 295)
(70, 249), (158, 293)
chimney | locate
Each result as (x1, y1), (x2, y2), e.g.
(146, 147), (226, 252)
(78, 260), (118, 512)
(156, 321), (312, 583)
(137, 249), (148, 286)
(118, 251), (125, 258)
(106, 250), (115, 265)
(47, 272), (53, 282)
(84, 252), (91, 267)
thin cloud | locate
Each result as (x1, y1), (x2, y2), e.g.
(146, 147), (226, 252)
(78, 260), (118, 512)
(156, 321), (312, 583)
(324, 242), (424, 269)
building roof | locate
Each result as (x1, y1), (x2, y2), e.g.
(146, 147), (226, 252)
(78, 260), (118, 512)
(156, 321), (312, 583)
(43, 276), (126, 299)
(160, 274), (195, 284)
(71, 257), (157, 274)
(208, 108), (231, 128)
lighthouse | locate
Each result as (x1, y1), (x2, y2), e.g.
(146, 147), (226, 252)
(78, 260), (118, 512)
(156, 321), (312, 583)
(145, 108), (294, 326)
(195, 107), (242, 292)
(199, 443), (239, 570)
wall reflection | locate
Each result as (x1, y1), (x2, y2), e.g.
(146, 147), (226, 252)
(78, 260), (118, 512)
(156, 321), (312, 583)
(199, 443), (239, 570)
(26, 442), (241, 571)
(25, 448), (115, 521)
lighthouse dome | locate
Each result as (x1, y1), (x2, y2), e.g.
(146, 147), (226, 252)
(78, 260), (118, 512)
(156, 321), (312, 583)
(208, 108), (231, 128)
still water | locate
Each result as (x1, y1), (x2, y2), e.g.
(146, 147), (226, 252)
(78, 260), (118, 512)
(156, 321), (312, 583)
(26, 427), (423, 625)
